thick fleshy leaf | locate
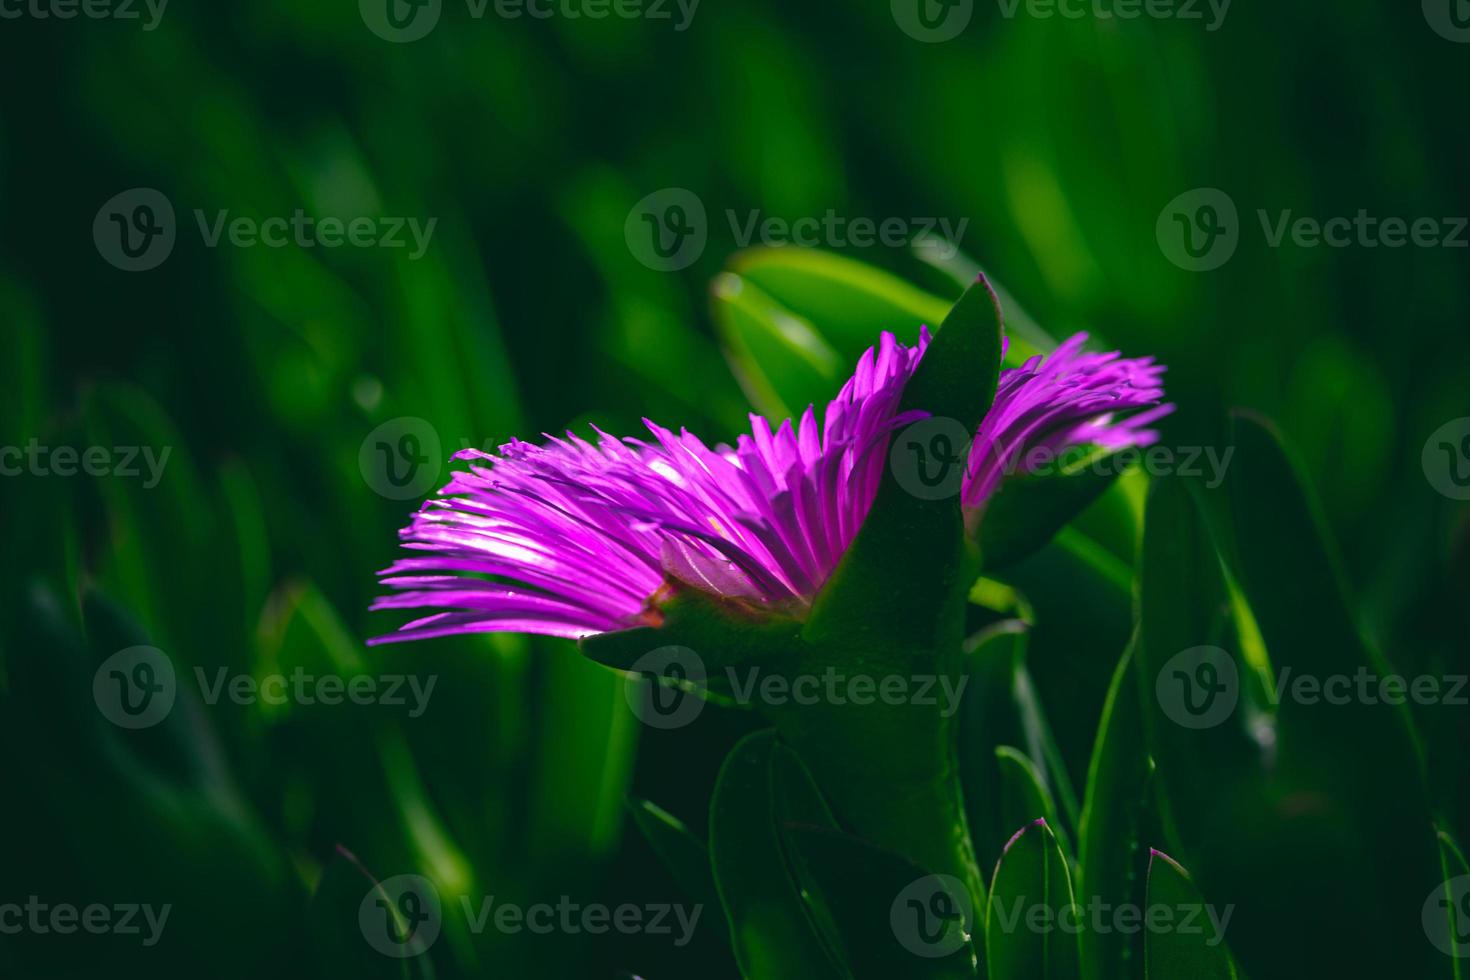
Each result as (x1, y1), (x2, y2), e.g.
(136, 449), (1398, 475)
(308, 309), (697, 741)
(985, 820), (1080, 980)
(1143, 851), (1233, 980)
(782, 825), (980, 980)
(711, 271), (843, 420)
(731, 247), (951, 360)
(627, 797), (718, 907)
(977, 446), (1129, 570)
(709, 731), (844, 980)
(994, 747), (1067, 862)
(906, 236), (1053, 362)
(1139, 418), (1449, 980)
(1077, 640), (1151, 980)
(580, 583), (804, 687)
(959, 620), (1033, 877)
(804, 274), (1003, 648)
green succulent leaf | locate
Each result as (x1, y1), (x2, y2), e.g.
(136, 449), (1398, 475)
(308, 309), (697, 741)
(1139, 417), (1450, 980)
(709, 730), (845, 980)
(985, 819), (1080, 980)
(711, 270), (843, 421)
(782, 824), (980, 979)
(995, 747), (1068, 862)
(805, 274), (1003, 649)
(977, 446), (1130, 570)
(1077, 639), (1151, 980)
(627, 797), (718, 907)
(1142, 851), (1233, 980)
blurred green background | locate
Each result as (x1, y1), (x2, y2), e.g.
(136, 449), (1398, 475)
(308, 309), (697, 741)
(1, 1), (1466, 976)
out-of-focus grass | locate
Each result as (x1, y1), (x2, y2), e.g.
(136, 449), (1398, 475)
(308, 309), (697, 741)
(0, 1), (1465, 976)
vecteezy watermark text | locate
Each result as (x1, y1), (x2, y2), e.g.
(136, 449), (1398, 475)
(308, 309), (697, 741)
(1156, 646), (1469, 729)
(994, 0), (1230, 31)
(0, 898), (171, 947)
(887, 416), (1230, 501)
(359, 0), (698, 43)
(0, 440), (170, 488)
(94, 188), (437, 271)
(92, 646), (438, 729)
(622, 647), (968, 730)
(624, 188), (969, 271)
(0, 0), (167, 29)
(1158, 187), (1470, 271)
(361, 875), (702, 958)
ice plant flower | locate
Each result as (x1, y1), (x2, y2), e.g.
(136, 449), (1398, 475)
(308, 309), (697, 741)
(371, 329), (1167, 645)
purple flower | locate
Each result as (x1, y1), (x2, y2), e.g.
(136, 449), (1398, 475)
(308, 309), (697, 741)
(372, 330), (1167, 642)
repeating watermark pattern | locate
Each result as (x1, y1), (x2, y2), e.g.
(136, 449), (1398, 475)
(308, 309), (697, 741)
(360, 0), (698, 42)
(93, 648), (438, 728)
(1160, 188), (1470, 271)
(995, 0), (1231, 30)
(623, 647), (969, 730)
(0, 440), (171, 488)
(94, 188), (176, 271)
(1157, 646), (1470, 729)
(359, 875), (702, 957)
(195, 667), (437, 718)
(892, 0), (973, 42)
(889, 416), (1234, 499)
(624, 188), (969, 272)
(1157, 188), (1239, 272)
(0, 898), (171, 947)
(360, 417), (444, 500)
(1156, 646), (1240, 730)
(0, 0), (167, 30)
(625, 646), (708, 729)
(93, 646), (177, 729)
(987, 895), (1233, 944)
(1423, 418), (1470, 501)
(891, 874), (974, 958)
(361, 875), (443, 958)
(625, 188), (707, 272)
(1425, 874), (1470, 958)
(1424, 0), (1470, 43)
(94, 189), (437, 271)
(890, 416), (974, 501)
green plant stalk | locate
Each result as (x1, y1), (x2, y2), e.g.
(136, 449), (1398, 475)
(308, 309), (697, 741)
(771, 542), (987, 941)
(768, 657), (984, 908)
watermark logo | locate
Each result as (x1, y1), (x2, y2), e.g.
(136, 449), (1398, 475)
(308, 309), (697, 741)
(1423, 418), (1470, 501)
(1160, 188), (1469, 269)
(94, 188), (176, 272)
(1425, 874), (1470, 957)
(361, 0), (442, 41)
(626, 188), (707, 272)
(360, 417), (443, 500)
(890, 416), (974, 500)
(987, 894), (1233, 944)
(892, 0), (973, 42)
(891, 874), (973, 957)
(994, 0), (1231, 31)
(93, 646), (177, 730)
(0, 0), (168, 30)
(1157, 188), (1238, 272)
(361, 875), (442, 958)
(1156, 646), (1239, 730)
(1424, 0), (1470, 42)
(1157, 652), (1469, 729)
(625, 646), (707, 729)
(96, 188), (437, 271)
